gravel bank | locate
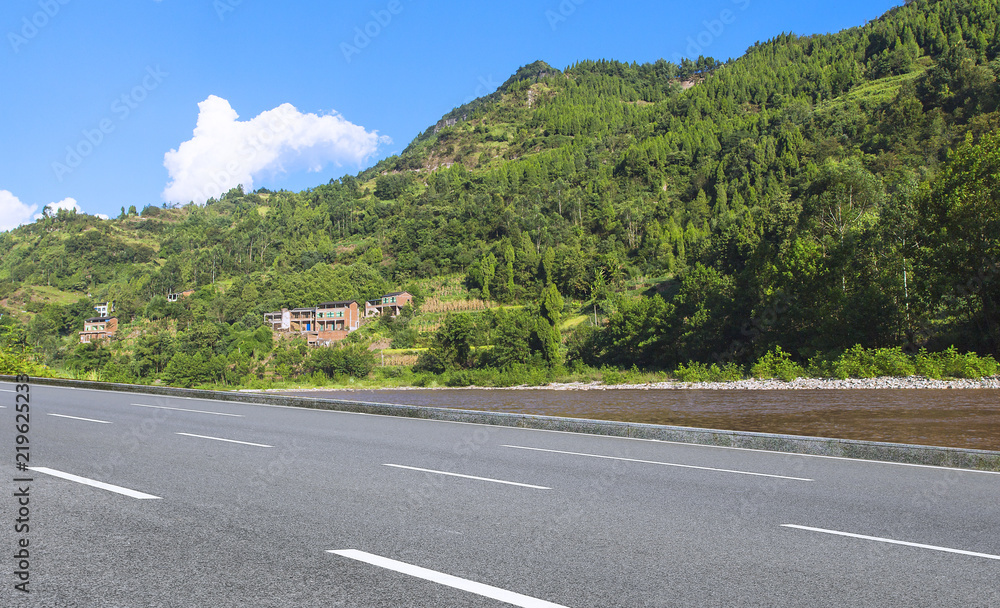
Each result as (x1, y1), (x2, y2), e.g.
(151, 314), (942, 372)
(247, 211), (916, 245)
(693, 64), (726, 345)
(544, 376), (1000, 390)
(263, 376), (1000, 392)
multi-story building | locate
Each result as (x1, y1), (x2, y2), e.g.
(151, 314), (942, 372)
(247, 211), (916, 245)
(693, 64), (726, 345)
(264, 310), (289, 332)
(288, 308), (317, 332)
(264, 301), (361, 345)
(79, 317), (118, 344)
(93, 302), (113, 317)
(365, 292), (413, 318)
(316, 301), (361, 332)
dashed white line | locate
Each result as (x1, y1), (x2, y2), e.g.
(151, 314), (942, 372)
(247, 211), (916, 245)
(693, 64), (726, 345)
(35, 384), (998, 475)
(782, 525), (1000, 561)
(48, 413), (112, 424)
(328, 550), (568, 607)
(175, 433), (273, 448)
(28, 467), (161, 500)
(130, 403), (243, 417)
(383, 464), (551, 490)
(503, 445), (814, 481)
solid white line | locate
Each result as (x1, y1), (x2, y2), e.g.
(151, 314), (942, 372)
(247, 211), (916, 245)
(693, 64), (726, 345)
(782, 525), (1000, 561)
(175, 432), (273, 448)
(28, 467), (161, 500)
(130, 403), (243, 417)
(328, 550), (568, 607)
(503, 445), (814, 481)
(301, 407), (1000, 475)
(48, 413), (112, 424)
(40, 385), (1000, 475)
(383, 464), (551, 490)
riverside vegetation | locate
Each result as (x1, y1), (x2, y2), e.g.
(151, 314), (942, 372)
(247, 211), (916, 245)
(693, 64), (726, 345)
(2, 0), (1000, 389)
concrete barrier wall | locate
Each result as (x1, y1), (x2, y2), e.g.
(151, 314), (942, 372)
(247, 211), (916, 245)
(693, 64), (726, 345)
(6, 375), (1000, 472)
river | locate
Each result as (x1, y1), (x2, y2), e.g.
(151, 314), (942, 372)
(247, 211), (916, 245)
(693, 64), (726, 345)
(283, 388), (1000, 451)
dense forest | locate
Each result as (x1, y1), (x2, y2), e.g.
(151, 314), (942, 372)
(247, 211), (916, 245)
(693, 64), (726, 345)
(1, 0), (999, 386)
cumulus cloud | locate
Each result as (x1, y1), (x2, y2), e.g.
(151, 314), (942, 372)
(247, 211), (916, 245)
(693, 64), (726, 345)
(0, 190), (38, 232)
(0, 193), (91, 232)
(43, 198), (82, 214)
(162, 95), (389, 204)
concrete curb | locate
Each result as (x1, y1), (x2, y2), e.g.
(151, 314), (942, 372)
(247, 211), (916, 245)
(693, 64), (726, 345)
(8, 375), (1000, 472)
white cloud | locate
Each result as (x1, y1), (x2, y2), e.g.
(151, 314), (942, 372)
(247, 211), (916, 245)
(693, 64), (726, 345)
(162, 95), (389, 205)
(96, 214), (110, 220)
(44, 198), (82, 214)
(0, 190), (38, 232)
(0, 193), (90, 232)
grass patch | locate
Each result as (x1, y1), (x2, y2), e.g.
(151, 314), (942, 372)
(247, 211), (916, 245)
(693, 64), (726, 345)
(816, 65), (928, 115)
(560, 315), (588, 331)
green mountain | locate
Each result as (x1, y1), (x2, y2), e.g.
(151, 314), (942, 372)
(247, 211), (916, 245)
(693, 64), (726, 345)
(2, 0), (999, 385)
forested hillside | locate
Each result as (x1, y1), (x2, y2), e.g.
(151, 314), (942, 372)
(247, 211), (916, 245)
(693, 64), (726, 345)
(2, 0), (999, 386)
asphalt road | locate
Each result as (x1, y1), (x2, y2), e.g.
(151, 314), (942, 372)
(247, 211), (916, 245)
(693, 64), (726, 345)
(1, 381), (998, 607)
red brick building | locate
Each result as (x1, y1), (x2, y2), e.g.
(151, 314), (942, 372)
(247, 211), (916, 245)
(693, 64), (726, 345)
(365, 292), (413, 318)
(79, 317), (118, 344)
(264, 301), (361, 345)
(316, 301), (360, 332)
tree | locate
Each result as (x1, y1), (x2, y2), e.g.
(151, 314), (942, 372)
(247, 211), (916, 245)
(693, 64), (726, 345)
(415, 313), (476, 372)
(536, 283), (564, 364)
(310, 345), (376, 378)
(0, 323), (48, 376)
(497, 242), (516, 303)
(486, 309), (534, 369)
(917, 132), (1000, 353)
(806, 158), (883, 252)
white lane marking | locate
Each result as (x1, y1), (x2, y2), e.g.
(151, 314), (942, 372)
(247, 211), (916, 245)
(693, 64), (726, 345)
(48, 413), (112, 424)
(297, 408), (1000, 476)
(28, 467), (161, 500)
(383, 464), (551, 490)
(328, 550), (568, 608)
(175, 432), (273, 448)
(503, 445), (814, 481)
(38, 385), (1000, 475)
(782, 525), (1000, 561)
(130, 403), (242, 417)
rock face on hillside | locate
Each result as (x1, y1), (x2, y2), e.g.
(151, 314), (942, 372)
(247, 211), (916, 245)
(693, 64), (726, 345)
(498, 60), (561, 93)
(433, 114), (467, 134)
(421, 61), (561, 140)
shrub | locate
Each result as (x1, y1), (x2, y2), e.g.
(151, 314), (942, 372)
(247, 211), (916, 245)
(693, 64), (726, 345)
(310, 344), (376, 379)
(812, 346), (997, 380)
(601, 366), (628, 385)
(444, 370), (473, 387)
(937, 346), (999, 379)
(99, 357), (138, 384)
(673, 361), (744, 383)
(869, 347), (916, 377)
(831, 345), (880, 379)
(309, 371), (327, 387)
(751, 347), (805, 381)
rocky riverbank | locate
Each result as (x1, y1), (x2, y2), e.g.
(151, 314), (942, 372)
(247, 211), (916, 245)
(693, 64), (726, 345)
(544, 376), (1000, 390)
(262, 375), (1000, 392)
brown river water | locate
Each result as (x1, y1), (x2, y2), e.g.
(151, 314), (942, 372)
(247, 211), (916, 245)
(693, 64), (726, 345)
(285, 389), (1000, 451)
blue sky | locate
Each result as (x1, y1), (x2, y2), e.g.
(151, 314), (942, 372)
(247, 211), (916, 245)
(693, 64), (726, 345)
(0, 0), (900, 229)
